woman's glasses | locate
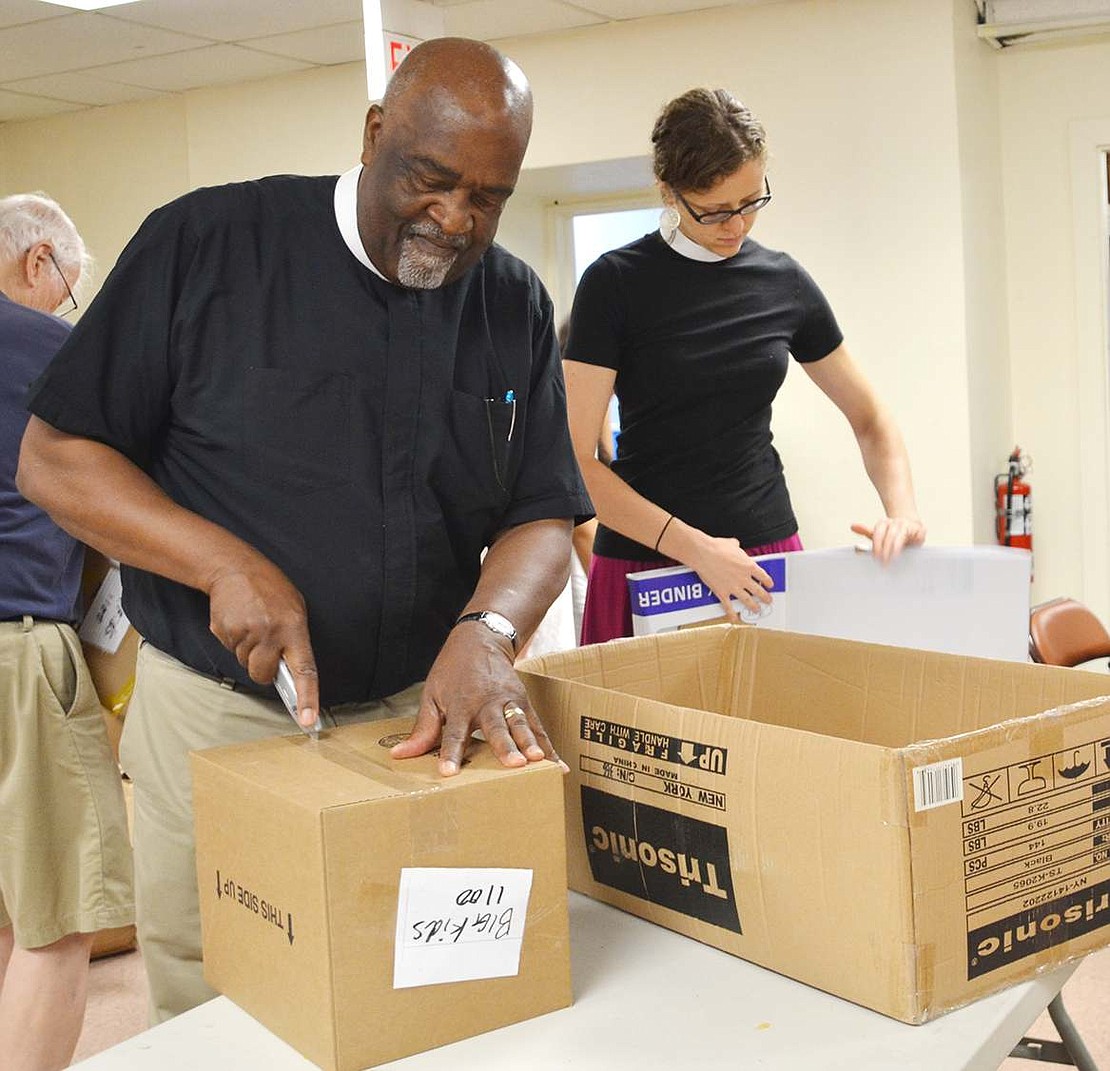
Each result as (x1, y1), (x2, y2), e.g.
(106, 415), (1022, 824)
(676, 178), (772, 225)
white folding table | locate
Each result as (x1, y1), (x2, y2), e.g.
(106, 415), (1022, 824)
(72, 892), (1075, 1071)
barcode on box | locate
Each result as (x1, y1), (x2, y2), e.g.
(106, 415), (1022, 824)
(913, 758), (964, 812)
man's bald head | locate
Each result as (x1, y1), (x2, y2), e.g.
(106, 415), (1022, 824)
(382, 37), (532, 140)
(357, 38), (535, 289)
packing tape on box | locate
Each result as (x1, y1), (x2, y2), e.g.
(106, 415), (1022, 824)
(916, 939), (937, 1013)
(1028, 695), (1110, 750)
(309, 735), (463, 857)
(308, 736), (423, 793)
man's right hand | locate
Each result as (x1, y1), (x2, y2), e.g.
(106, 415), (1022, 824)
(207, 558), (320, 728)
(17, 419), (323, 725)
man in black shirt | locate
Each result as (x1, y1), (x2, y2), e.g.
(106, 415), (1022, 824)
(18, 38), (591, 1020)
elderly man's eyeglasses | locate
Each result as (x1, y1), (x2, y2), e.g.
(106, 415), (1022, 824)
(48, 250), (78, 316)
(676, 178), (772, 225)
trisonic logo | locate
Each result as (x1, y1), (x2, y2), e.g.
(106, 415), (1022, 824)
(580, 786), (741, 933)
(967, 878), (1110, 978)
(589, 826), (729, 899)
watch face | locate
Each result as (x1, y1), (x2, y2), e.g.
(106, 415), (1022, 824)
(483, 612), (516, 640)
(456, 610), (517, 647)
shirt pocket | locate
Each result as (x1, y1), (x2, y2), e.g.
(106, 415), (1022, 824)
(241, 368), (352, 498)
(431, 389), (513, 522)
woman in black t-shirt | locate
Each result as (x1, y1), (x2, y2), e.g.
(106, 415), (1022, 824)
(563, 88), (925, 644)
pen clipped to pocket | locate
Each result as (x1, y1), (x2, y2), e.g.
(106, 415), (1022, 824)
(483, 389), (516, 490)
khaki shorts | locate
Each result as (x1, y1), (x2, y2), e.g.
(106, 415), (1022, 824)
(0, 617), (135, 948)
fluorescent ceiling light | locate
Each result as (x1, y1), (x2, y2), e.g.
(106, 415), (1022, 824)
(36, 0), (143, 10)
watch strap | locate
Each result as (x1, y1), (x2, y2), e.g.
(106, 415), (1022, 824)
(454, 610), (518, 650)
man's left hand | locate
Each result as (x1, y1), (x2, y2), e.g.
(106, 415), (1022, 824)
(390, 625), (564, 777)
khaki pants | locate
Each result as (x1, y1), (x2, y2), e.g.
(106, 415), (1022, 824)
(0, 618), (134, 946)
(119, 643), (423, 1023)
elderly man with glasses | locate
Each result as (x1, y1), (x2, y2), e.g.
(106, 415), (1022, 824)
(0, 193), (135, 1071)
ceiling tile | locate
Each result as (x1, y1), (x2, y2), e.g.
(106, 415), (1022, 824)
(2, 71), (161, 107)
(0, 1), (67, 29)
(102, 0), (363, 42)
(0, 88), (84, 123)
(86, 43), (313, 92)
(0, 11), (211, 81)
(241, 21), (366, 65)
(443, 0), (605, 39)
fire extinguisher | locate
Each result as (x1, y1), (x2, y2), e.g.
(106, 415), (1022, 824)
(994, 447), (1032, 551)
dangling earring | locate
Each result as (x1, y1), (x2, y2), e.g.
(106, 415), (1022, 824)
(660, 204), (681, 244)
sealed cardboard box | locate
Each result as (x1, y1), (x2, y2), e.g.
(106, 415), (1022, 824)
(628, 545), (1031, 662)
(192, 718), (571, 1071)
(518, 625), (1110, 1023)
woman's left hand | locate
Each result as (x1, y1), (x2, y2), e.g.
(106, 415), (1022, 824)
(851, 517), (926, 564)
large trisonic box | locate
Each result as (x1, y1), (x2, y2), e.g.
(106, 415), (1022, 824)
(519, 626), (1110, 1023)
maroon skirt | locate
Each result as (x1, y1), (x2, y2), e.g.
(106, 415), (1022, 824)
(580, 533), (804, 646)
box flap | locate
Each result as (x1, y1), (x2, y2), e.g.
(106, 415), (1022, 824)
(520, 627), (730, 710)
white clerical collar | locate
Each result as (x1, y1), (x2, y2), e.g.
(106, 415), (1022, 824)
(660, 225), (728, 263)
(334, 165), (387, 279)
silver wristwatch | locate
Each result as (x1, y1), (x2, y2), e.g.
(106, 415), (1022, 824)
(454, 610), (518, 650)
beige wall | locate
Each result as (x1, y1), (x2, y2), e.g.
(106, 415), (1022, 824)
(2, 0), (1107, 619)
(504, 0), (977, 554)
(1, 95), (188, 294)
(996, 37), (1110, 621)
(0, 64), (368, 293)
(953, 0), (1012, 548)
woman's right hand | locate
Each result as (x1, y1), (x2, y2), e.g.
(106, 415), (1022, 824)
(683, 534), (775, 621)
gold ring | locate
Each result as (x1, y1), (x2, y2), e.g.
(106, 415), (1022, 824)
(503, 703), (525, 722)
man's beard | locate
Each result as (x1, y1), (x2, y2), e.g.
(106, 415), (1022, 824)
(396, 222), (468, 289)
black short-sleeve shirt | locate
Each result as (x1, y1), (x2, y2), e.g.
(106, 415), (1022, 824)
(28, 175), (592, 704)
(564, 232), (842, 559)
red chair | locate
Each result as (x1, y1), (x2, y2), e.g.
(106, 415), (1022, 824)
(1029, 597), (1110, 670)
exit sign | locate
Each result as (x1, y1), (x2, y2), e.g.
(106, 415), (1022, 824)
(384, 32), (421, 75)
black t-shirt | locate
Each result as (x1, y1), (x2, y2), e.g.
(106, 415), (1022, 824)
(565, 232), (842, 559)
(28, 176), (591, 705)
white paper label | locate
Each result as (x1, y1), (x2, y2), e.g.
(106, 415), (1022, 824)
(77, 565), (130, 654)
(913, 757), (965, 811)
(392, 867), (533, 989)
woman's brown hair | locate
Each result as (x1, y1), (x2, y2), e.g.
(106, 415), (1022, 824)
(651, 88), (767, 194)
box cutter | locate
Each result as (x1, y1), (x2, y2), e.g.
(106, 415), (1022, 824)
(274, 658), (322, 739)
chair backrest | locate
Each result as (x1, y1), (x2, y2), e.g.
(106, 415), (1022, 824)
(1029, 597), (1110, 668)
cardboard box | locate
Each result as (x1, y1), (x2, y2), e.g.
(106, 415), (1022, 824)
(628, 545), (1032, 662)
(192, 719), (572, 1071)
(519, 625), (1110, 1023)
